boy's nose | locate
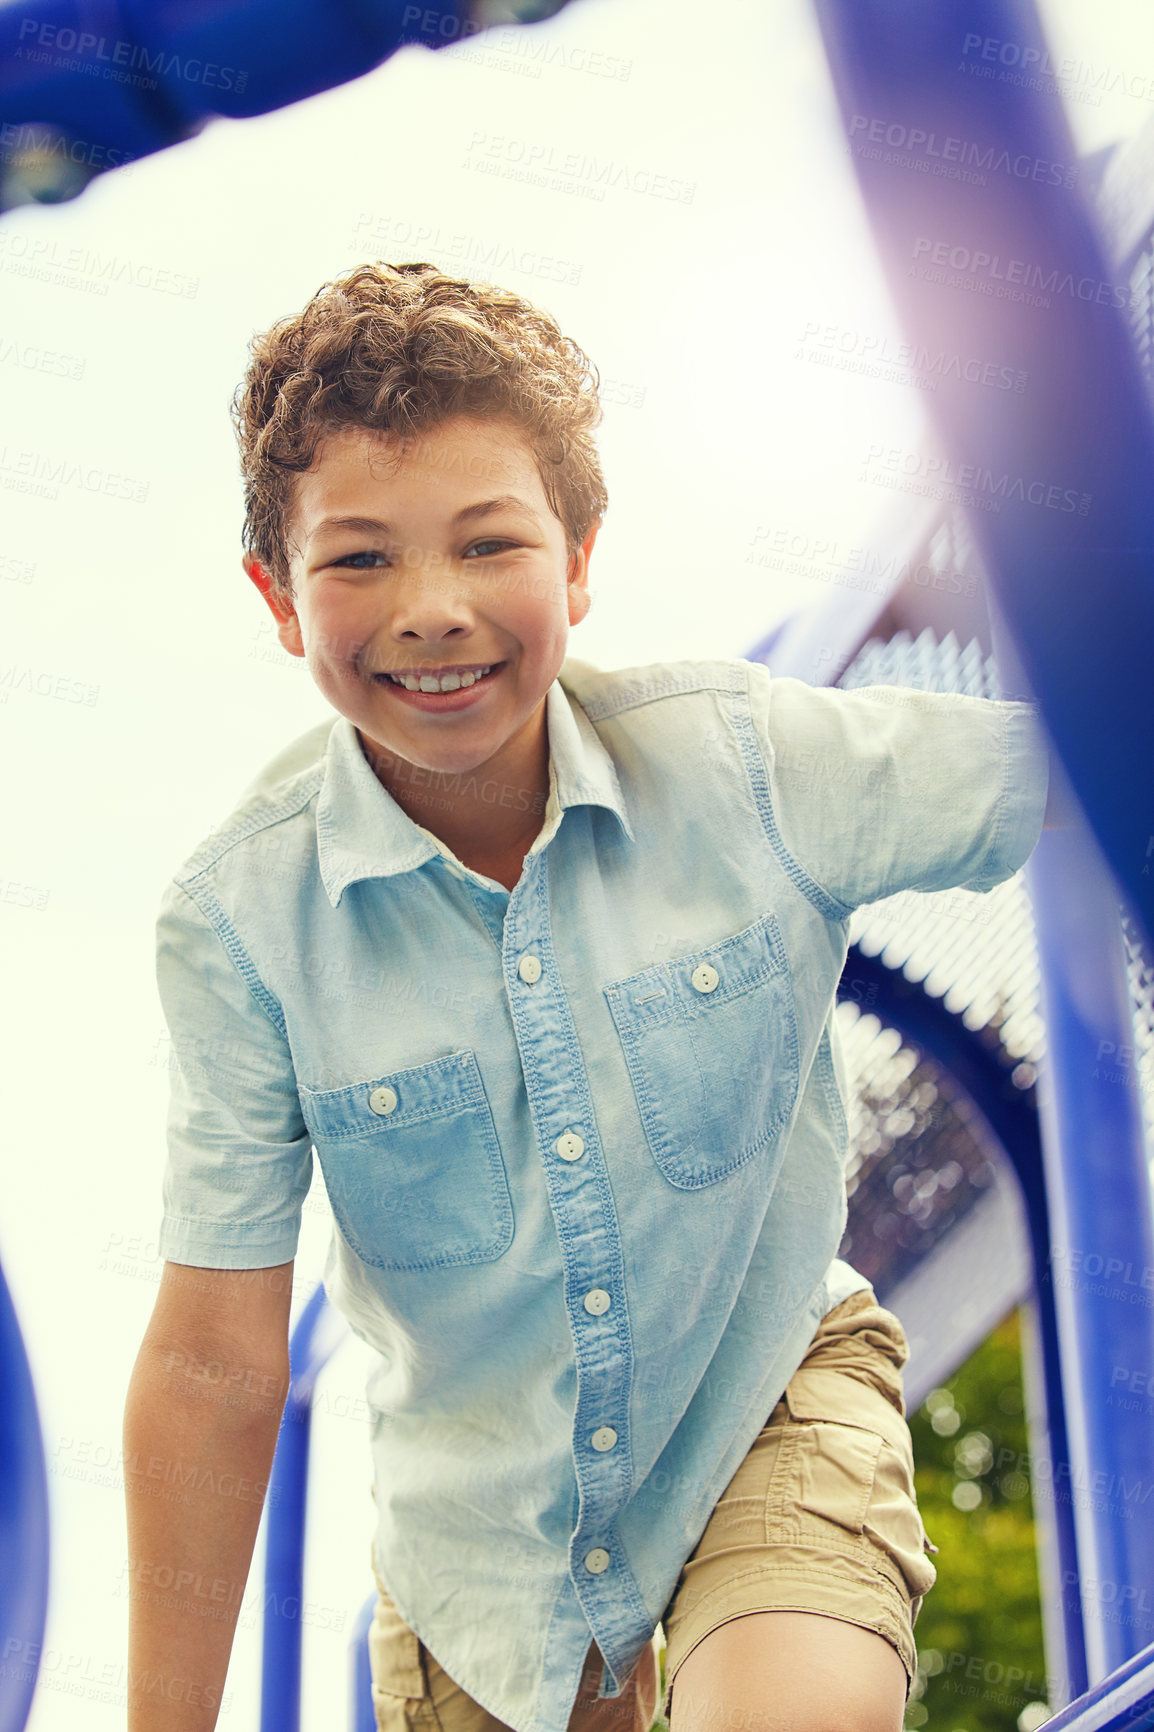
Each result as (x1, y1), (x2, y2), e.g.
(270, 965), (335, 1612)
(386, 559), (477, 642)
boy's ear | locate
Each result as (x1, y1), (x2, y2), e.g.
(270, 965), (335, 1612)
(567, 520), (600, 627)
(243, 554), (304, 658)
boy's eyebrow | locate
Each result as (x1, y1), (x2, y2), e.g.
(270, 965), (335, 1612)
(309, 514), (394, 539)
(308, 496), (541, 540)
(453, 494), (542, 526)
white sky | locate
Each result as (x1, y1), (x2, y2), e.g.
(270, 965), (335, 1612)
(3, 0), (1154, 1725)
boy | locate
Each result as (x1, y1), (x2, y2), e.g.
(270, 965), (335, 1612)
(124, 262), (1055, 1732)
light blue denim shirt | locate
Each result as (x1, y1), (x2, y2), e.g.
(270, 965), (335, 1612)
(155, 655), (1049, 1732)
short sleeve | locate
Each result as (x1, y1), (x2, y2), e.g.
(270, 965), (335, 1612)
(746, 667), (1050, 912)
(155, 879), (314, 1269)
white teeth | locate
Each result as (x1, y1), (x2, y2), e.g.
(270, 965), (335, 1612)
(389, 664), (491, 694)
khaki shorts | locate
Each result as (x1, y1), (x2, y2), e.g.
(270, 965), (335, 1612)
(368, 1580), (660, 1732)
(368, 1289), (937, 1732)
(659, 1287), (938, 1716)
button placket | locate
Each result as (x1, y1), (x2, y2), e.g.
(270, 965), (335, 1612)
(500, 875), (640, 1660)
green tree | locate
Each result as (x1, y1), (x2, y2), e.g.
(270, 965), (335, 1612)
(905, 1307), (1050, 1732)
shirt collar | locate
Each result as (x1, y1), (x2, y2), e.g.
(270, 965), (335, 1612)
(315, 662), (635, 907)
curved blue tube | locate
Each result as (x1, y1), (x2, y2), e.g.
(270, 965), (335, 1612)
(813, 0), (1154, 956)
(1030, 1637), (1154, 1732)
(349, 1591), (378, 1732)
(836, 945), (1088, 1700)
(0, 0), (471, 211)
(1025, 826), (1154, 1684)
(0, 1259), (49, 1732)
(260, 1284), (349, 1732)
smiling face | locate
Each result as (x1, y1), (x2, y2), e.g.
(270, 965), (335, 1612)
(247, 414), (597, 853)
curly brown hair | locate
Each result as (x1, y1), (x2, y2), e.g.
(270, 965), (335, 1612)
(230, 261), (608, 600)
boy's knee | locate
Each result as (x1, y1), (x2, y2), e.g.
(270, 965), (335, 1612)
(671, 1685), (899, 1732)
(669, 1636), (906, 1732)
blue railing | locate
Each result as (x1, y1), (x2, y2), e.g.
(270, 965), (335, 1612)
(0, 0), (474, 213)
(1033, 1640), (1154, 1732)
(814, 0), (1154, 1691)
(0, 1259), (49, 1732)
(828, 942), (1087, 1698)
(260, 1283), (352, 1732)
(813, 0), (1154, 959)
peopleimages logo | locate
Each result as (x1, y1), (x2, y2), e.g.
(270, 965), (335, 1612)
(0, 445), (148, 503)
(350, 213), (583, 287)
(912, 236), (1131, 308)
(0, 117), (130, 172)
(14, 16), (248, 92)
(860, 444), (1091, 516)
(793, 319), (1027, 393)
(847, 113), (1077, 189)
(0, 227), (199, 298)
(960, 33), (1154, 105)
(464, 131), (696, 205)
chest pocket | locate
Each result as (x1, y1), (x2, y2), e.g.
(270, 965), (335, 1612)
(297, 1051), (514, 1272)
(604, 912), (801, 1190)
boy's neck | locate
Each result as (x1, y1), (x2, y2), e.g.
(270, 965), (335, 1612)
(356, 718), (552, 884)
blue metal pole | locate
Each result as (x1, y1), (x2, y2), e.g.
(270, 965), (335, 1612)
(260, 1362), (314, 1732)
(0, 0), (574, 213)
(1025, 826), (1154, 1683)
(260, 1284), (350, 1732)
(350, 1591), (379, 1732)
(836, 948), (1089, 1698)
(759, 573), (1092, 1695)
(1031, 1637), (1154, 1732)
(0, 1259), (49, 1732)
(988, 604), (1154, 1683)
(811, 0), (1154, 954)
(0, 0), (472, 211)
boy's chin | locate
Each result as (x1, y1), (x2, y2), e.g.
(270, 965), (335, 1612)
(354, 723), (507, 774)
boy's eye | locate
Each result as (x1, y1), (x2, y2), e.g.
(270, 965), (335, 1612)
(331, 550), (388, 569)
(465, 538), (514, 559)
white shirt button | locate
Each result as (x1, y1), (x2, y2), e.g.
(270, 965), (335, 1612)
(583, 1548), (610, 1575)
(691, 962), (719, 994)
(590, 1427), (618, 1453)
(555, 1131), (585, 1162)
(517, 954), (542, 984)
(368, 1086), (398, 1116)
(583, 1289), (611, 1316)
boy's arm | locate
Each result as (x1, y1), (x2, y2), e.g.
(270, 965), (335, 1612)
(123, 1258), (294, 1732)
(748, 669), (1051, 908)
